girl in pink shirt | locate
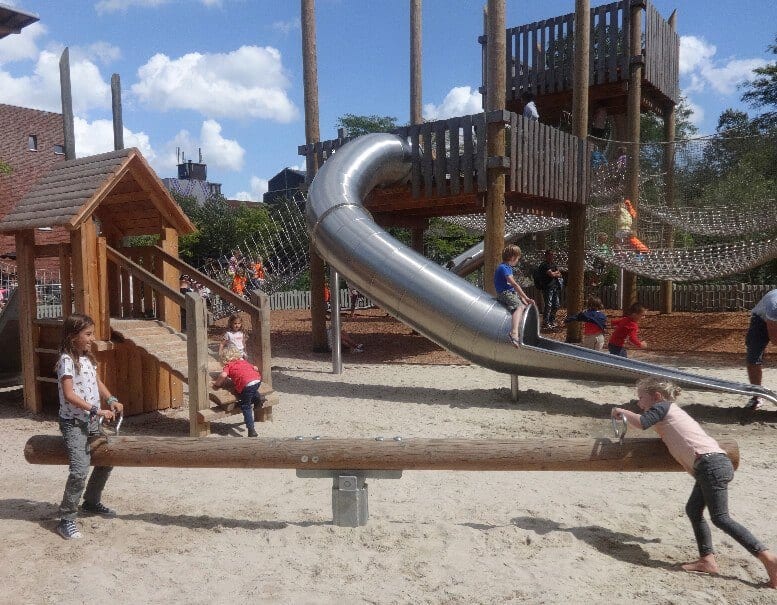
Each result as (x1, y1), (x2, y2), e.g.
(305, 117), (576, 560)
(612, 377), (777, 588)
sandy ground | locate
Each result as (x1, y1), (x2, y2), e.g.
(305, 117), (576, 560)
(2, 310), (777, 604)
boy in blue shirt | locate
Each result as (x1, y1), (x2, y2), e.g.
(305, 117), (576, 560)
(494, 244), (534, 347)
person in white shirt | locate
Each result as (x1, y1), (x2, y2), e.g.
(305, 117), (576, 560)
(522, 91), (539, 121)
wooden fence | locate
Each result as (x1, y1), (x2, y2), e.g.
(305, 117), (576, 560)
(299, 111), (590, 206)
(489, 0), (677, 104)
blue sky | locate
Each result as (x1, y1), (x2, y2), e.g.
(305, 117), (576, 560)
(1, 0), (775, 201)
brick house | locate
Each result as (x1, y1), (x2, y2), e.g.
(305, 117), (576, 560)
(0, 103), (68, 268)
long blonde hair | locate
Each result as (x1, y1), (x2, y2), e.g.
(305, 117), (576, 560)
(56, 314), (96, 374)
(636, 377), (681, 402)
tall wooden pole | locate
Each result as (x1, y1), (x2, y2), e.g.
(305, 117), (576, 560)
(111, 73), (124, 151)
(483, 0), (506, 295)
(566, 0), (590, 343)
(410, 0), (422, 126)
(623, 0), (644, 308)
(659, 9), (677, 315)
(302, 0), (328, 351)
(59, 48), (76, 160)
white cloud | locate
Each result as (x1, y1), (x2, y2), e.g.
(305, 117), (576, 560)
(152, 119), (244, 175)
(70, 42), (122, 66)
(199, 119), (244, 171)
(0, 49), (110, 115)
(272, 17), (300, 35)
(422, 86), (482, 121)
(131, 45), (298, 122)
(94, 0), (221, 14)
(683, 98), (705, 128)
(0, 22), (46, 65)
(73, 116), (156, 160)
(679, 36), (716, 75)
(232, 176), (269, 202)
(680, 35), (767, 95)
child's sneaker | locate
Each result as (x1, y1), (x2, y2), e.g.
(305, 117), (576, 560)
(57, 519), (82, 540)
(247, 429), (258, 437)
(744, 396), (763, 411)
(354, 344), (365, 353)
(80, 501), (117, 518)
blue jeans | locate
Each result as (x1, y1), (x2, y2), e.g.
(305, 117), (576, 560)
(58, 418), (113, 521)
(745, 314), (769, 365)
(239, 381), (261, 433)
(686, 453), (766, 557)
(542, 285), (560, 325)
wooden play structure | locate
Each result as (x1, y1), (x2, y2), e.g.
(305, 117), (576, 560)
(301, 0), (680, 342)
(0, 147), (278, 436)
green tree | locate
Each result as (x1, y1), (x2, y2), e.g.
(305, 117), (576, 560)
(740, 34), (777, 130)
(0, 159), (11, 175)
(336, 114), (399, 137)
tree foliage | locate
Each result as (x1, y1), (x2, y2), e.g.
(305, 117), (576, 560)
(0, 159), (11, 175)
(740, 34), (777, 131)
(337, 114), (399, 137)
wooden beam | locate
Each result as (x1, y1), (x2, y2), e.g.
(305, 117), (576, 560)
(34, 243), (71, 258)
(24, 436), (739, 473)
(185, 293), (210, 437)
(157, 227), (181, 330)
(16, 230), (41, 413)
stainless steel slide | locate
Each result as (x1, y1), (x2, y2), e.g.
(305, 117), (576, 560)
(306, 134), (777, 405)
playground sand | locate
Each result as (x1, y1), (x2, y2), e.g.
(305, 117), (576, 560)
(2, 313), (777, 603)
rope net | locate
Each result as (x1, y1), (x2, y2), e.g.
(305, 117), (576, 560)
(444, 131), (777, 282)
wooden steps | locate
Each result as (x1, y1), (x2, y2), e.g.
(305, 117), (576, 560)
(110, 318), (278, 422)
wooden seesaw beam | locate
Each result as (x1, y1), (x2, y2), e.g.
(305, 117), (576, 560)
(24, 436), (739, 472)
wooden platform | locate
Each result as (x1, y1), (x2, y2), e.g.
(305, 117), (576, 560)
(110, 318), (278, 422)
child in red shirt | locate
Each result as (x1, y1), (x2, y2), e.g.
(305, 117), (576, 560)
(212, 345), (262, 437)
(608, 302), (648, 358)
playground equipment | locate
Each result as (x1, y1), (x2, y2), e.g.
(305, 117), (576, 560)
(24, 433), (739, 526)
(306, 132), (777, 405)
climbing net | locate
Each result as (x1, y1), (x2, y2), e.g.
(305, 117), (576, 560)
(444, 130), (777, 282)
(200, 199), (309, 317)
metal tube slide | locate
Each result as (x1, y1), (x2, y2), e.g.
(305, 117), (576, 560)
(306, 134), (776, 405)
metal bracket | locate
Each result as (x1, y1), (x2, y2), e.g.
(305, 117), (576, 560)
(296, 469), (403, 527)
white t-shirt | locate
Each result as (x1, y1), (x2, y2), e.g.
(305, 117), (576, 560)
(523, 101), (539, 121)
(57, 353), (100, 421)
(222, 330), (246, 355)
(752, 289), (777, 322)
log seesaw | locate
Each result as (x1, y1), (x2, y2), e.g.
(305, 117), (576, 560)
(25, 435), (739, 527)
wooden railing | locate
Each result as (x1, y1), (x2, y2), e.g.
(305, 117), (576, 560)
(483, 0), (678, 104)
(299, 111), (591, 206)
(120, 245), (272, 391)
(507, 112), (590, 204)
(644, 0), (679, 103)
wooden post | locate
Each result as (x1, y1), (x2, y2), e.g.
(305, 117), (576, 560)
(483, 0), (506, 295)
(157, 227), (180, 331)
(59, 243), (72, 318)
(659, 10), (677, 315)
(410, 0), (422, 125)
(111, 73), (124, 151)
(96, 236), (110, 338)
(566, 0), (590, 343)
(301, 0), (328, 352)
(71, 220), (100, 327)
(58, 48), (76, 160)
(623, 0), (644, 308)
(410, 221), (426, 254)
(248, 290), (273, 391)
(16, 230), (41, 413)
(186, 293), (210, 437)
(24, 436), (740, 473)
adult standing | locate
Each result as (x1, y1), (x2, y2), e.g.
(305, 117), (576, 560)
(537, 249), (563, 330)
(744, 289), (777, 409)
(522, 91), (539, 121)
